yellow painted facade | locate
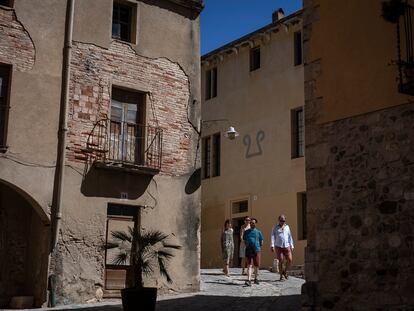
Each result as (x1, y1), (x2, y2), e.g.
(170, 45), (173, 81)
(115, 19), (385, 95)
(200, 11), (306, 269)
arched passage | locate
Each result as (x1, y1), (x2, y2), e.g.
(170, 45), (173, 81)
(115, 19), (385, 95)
(0, 180), (50, 308)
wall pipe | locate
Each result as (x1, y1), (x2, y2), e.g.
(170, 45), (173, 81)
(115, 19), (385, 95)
(51, 0), (75, 252)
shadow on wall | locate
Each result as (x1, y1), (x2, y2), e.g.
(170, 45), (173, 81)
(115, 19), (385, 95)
(185, 168), (201, 195)
(81, 165), (153, 199)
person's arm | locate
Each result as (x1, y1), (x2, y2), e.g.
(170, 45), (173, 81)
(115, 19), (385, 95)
(270, 225), (275, 249)
(259, 231), (264, 247)
(288, 226), (294, 249)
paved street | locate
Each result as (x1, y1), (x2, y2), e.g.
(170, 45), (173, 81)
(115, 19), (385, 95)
(7, 269), (303, 311)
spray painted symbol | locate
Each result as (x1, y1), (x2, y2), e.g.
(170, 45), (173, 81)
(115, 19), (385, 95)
(243, 130), (265, 158)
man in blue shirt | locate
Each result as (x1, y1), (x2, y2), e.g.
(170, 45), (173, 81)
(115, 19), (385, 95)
(243, 218), (263, 286)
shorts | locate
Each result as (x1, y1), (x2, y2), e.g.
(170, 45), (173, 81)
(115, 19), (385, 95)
(246, 251), (261, 267)
(276, 247), (292, 261)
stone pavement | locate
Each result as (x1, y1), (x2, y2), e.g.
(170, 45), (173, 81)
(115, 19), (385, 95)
(3, 269), (304, 311)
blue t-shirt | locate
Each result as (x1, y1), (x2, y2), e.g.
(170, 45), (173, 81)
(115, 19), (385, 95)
(243, 228), (264, 252)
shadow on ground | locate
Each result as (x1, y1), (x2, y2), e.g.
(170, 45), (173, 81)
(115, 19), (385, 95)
(36, 294), (301, 311)
(156, 294), (301, 311)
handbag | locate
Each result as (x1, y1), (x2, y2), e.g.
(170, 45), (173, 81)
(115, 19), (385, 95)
(245, 230), (259, 257)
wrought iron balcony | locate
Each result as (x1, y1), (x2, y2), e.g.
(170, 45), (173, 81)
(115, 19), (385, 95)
(86, 118), (163, 174)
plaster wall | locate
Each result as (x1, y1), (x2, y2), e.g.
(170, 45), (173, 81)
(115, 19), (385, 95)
(51, 0), (202, 304)
(0, 0), (66, 219)
(201, 19), (306, 269)
(309, 0), (414, 123)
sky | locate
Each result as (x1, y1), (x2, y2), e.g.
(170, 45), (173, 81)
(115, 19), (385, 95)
(200, 0), (303, 55)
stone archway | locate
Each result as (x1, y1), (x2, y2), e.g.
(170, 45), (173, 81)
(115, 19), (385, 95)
(0, 181), (50, 308)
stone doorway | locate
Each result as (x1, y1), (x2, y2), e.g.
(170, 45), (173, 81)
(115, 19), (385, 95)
(0, 181), (50, 308)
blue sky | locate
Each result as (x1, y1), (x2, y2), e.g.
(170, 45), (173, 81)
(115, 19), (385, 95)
(200, 0), (303, 55)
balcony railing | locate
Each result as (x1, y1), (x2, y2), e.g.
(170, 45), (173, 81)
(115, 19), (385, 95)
(86, 118), (163, 173)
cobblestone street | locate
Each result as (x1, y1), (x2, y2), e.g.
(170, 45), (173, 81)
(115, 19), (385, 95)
(8, 269), (303, 311)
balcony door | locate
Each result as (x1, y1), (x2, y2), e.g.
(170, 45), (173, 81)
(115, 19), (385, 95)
(109, 88), (144, 164)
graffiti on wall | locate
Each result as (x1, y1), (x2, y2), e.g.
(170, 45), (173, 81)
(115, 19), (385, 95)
(243, 130), (265, 158)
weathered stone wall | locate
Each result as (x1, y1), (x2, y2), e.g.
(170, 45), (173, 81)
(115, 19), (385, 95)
(67, 40), (194, 176)
(302, 1), (414, 309)
(0, 7), (35, 71)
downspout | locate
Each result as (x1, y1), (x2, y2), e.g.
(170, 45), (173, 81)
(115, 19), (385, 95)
(51, 0), (75, 252)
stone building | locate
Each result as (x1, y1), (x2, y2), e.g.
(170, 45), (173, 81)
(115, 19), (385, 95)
(302, 0), (414, 309)
(200, 10), (306, 270)
(0, 0), (202, 307)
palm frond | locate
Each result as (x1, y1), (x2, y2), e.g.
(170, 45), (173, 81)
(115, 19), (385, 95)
(112, 251), (129, 265)
(141, 260), (155, 276)
(111, 230), (132, 243)
(158, 257), (172, 283)
(157, 250), (174, 261)
(104, 241), (121, 250)
(141, 231), (168, 246)
(162, 243), (182, 250)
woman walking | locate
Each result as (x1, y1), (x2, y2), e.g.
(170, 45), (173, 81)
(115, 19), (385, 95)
(221, 219), (234, 276)
(239, 216), (251, 275)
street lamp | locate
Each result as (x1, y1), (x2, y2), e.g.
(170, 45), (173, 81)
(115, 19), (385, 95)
(224, 126), (239, 140)
(201, 119), (239, 140)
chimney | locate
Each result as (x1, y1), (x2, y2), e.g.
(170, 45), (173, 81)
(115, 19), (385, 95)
(272, 8), (285, 23)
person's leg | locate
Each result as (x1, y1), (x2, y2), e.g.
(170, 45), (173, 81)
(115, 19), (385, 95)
(283, 248), (293, 279)
(241, 257), (246, 274)
(253, 252), (260, 284)
(276, 248), (284, 280)
(245, 257), (253, 286)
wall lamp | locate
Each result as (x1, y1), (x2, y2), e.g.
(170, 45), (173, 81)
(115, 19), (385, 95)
(201, 119), (239, 140)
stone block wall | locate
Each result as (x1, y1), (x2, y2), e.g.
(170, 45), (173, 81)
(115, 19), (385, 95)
(0, 7), (35, 71)
(302, 1), (414, 310)
(67, 40), (195, 176)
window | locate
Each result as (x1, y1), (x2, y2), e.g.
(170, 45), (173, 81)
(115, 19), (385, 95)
(297, 193), (307, 240)
(232, 200), (248, 214)
(294, 31), (303, 66)
(0, 0), (13, 7)
(0, 64), (11, 150)
(202, 133), (221, 179)
(250, 46), (261, 71)
(202, 136), (211, 179)
(109, 87), (144, 164)
(291, 108), (304, 158)
(205, 67), (217, 100)
(112, 1), (136, 43)
(212, 133), (221, 177)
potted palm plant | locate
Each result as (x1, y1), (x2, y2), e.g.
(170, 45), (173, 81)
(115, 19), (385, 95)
(105, 220), (181, 311)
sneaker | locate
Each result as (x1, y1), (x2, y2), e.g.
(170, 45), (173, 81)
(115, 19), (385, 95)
(254, 279), (259, 285)
(279, 274), (284, 281)
(244, 280), (252, 287)
(283, 271), (289, 280)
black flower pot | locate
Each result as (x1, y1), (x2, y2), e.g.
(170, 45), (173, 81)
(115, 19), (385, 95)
(121, 287), (157, 311)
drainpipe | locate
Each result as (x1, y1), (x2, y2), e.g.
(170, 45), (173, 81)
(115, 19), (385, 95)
(51, 0), (75, 252)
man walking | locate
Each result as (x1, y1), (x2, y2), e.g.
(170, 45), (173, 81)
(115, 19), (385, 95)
(271, 214), (294, 281)
(243, 218), (263, 286)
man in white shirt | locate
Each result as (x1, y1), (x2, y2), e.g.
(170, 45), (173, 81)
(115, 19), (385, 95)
(270, 214), (294, 281)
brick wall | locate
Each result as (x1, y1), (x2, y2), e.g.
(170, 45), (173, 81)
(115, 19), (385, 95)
(0, 7), (35, 71)
(67, 40), (196, 176)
